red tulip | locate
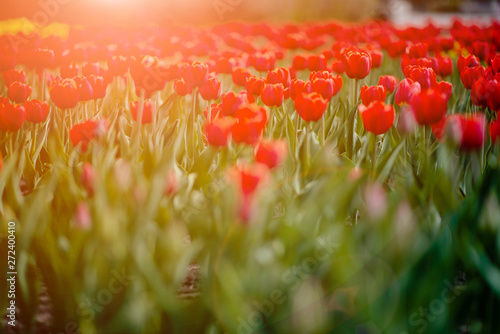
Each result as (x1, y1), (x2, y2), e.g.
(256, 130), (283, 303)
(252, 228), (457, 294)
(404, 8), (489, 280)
(232, 162), (270, 222)
(491, 54), (500, 74)
(289, 79), (313, 103)
(457, 54), (480, 74)
(331, 60), (346, 74)
(308, 54), (328, 71)
(246, 76), (266, 96)
(0, 102), (25, 132)
(360, 85), (386, 105)
(471, 41), (489, 61)
(446, 114), (486, 150)
(368, 49), (383, 68)
(358, 101), (395, 135)
(199, 76), (222, 101)
(249, 53), (275, 72)
(231, 104), (268, 145)
(410, 89), (448, 126)
(204, 118), (235, 147)
(471, 77), (490, 108)
(292, 54), (308, 70)
(436, 56), (453, 77)
(174, 78), (192, 96)
(232, 67), (252, 87)
(221, 91), (254, 117)
(88, 75), (107, 99)
(50, 78), (80, 109)
(3, 69), (25, 87)
(182, 62), (208, 88)
(378, 75), (398, 94)
(130, 100), (155, 124)
(69, 119), (109, 152)
(8, 82), (32, 103)
(395, 78), (421, 106)
(486, 79), (500, 112)
(266, 67), (291, 88)
(24, 99), (50, 123)
(407, 43), (428, 59)
(294, 92), (328, 122)
(435, 81), (453, 100)
(404, 65), (437, 90)
(261, 83), (284, 107)
(490, 119), (500, 144)
(254, 139), (288, 169)
(342, 51), (372, 79)
(460, 66), (486, 90)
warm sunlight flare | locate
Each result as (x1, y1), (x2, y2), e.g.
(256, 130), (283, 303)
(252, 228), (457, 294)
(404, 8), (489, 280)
(1, 0), (499, 333)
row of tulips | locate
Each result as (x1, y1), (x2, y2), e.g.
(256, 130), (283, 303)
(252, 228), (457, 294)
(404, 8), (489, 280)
(1, 17), (500, 333)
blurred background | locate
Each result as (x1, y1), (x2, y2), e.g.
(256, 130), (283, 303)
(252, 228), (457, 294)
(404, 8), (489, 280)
(0, 0), (498, 26)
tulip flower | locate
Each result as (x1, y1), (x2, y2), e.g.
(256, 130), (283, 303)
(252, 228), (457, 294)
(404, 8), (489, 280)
(232, 67), (252, 87)
(490, 119), (500, 144)
(75, 77), (93, 102)
(50, 78), (80, 109)
(308, 54), (328, 71)
(182, 62), (208, 88)
(457, 54), (480, 74)
(407, 43), (428, 59)
(486, 79), (500, 112)
(204, 118), (235, 147)
(404, 65), (437, 90)
(294, 92), (328, 122)
(174, 78), (192, 96)
(3, 69), (25, 87)
(8, 82), (32, 103)
(266, 67), (291, 88)
(0, 102), (25, 132)
(231, 104), (268, 145)
(436, 56), (453, 77)
(395, 79), (421, 106)
(221, 91), (253, 117)
(358, 101), (395, 135)
(378, 75), (398, 94)
(69, 119), (109, 152)
(254, 139), (288, 169)
(342, 51), (372, 79)
(410, 89), (449, 126)
(446, 114), (486, 150)
(199, 76), (222, 101)
(491, 55), (500, 75)
(435, 81), (453, 100)
(246, 76), (266, 96)
(261, 83), (284, 107)
(471, 77), (490, 108)
(24, 99), (50, 123)
(88, 75), (107, 99)
(130, 100), (155, 124)
(32, 48), (54, 69)
(249, 53), (275, 72)
(290, 79), (313, 100)
(460, 66), (486, 90)
(292, 54), (308, 70)
(360, 85), (386, 105)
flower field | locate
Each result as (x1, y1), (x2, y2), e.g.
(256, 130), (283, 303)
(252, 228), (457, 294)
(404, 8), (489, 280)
(1, 18), (500, 333)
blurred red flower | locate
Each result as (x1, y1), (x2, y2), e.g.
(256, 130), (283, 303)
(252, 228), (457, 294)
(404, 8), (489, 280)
(358, 101), (395, 135)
